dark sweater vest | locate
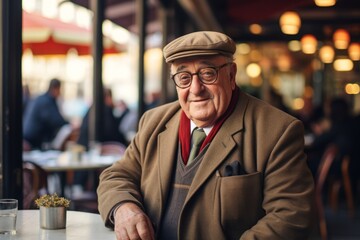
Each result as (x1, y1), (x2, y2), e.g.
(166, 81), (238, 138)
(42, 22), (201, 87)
(158, 143), (209, 240)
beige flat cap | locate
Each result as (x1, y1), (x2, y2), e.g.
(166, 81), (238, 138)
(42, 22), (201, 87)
(163, 31), (236, 63)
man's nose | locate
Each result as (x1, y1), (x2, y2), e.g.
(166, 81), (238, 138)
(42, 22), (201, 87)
(189, 74), (203, 92)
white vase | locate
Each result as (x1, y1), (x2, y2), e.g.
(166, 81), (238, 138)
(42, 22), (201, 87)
(39, 206), (67, 229)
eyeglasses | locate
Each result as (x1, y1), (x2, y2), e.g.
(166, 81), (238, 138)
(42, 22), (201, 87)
(171, 63), (232, 89)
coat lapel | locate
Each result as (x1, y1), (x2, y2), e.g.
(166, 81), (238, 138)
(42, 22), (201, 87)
(185, 91), (249, 202)
(158, 110), (181, 209)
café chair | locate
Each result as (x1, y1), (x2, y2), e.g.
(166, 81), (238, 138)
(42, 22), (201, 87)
(100, 141), (126, 156)
(315, 144), (355, 240)
(23, 161), (49, 209)
(328, 155), (355, 218)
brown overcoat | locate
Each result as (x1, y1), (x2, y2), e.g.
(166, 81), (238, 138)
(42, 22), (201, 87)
(97, 90), (314, 240)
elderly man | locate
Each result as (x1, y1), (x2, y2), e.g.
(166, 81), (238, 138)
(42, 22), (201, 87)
(97, 31), (314, 240)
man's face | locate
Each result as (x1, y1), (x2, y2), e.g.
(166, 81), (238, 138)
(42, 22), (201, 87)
(171, 55), (237, 127)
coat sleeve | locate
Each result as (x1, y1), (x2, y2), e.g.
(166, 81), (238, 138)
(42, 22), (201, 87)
(240, 120), (315, 240)
(97, 111), (148, 228)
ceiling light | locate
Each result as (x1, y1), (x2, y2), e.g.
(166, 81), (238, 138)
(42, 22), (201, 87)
(348, 43), (360, 61)
(301, 34), (317, 54)
(333, 29), (350, 49)
(279, 11), (301, 35)
(249, 24), (262, 35)
(314, 0), (336, 7)
(319, 45), (335, 63)
(333, 58), (353, 71)
(345, 83), (360, 95)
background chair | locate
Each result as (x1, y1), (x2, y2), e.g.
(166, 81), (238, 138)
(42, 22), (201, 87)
(315, 144), (355, 240)
(23, 161), (49, 209)
(100, 141), (126, 156)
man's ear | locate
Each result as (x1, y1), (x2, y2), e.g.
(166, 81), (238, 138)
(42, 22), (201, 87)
(230, 63), (237, 89)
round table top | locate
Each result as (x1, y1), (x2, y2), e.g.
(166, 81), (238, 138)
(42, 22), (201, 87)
(23, 150), (121, 172)
(1, 210), (115, 240)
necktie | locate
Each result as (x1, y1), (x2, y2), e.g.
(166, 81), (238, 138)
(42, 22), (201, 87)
(187, 128), (206, 165)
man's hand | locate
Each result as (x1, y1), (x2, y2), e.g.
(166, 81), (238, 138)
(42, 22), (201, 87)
(114, 202), (155, 240)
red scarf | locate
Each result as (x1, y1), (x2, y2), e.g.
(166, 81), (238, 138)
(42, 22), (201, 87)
(179, 88), (239, 164)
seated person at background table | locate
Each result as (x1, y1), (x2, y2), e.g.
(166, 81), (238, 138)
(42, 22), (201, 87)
(73, 88), (128, 191)
(76, 88), (128, 149)
(97, 31), (314, 240)
(23, 78), (69, 150)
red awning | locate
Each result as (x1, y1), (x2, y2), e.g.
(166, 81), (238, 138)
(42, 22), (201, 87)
(22, 10), (119, 55)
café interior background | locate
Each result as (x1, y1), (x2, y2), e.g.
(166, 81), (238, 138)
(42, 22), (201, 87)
(21, 0), (360, 128)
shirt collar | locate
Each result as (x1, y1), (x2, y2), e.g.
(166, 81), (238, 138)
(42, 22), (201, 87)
(190, 121), (212, 136)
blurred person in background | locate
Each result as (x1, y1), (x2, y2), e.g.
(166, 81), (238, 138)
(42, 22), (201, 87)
(305, 106), (331, 177)
(23, 78), (70, 150)
(114, 99), (138, 143)
(73, 88), (128, 193)
(77, 88), (128, 149)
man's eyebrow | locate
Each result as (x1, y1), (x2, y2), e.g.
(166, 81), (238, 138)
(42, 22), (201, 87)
(174, 61), (216, 72)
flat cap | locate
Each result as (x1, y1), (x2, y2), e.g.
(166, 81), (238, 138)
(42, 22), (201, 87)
(163, 31), (236, 63)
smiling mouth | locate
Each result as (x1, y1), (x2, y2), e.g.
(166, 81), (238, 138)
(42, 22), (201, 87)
(190, 98), (208, 103)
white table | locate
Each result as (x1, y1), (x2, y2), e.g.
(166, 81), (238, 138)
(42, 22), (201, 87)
(22, 150), (121, 172)
(0, 210), (115, 240)
(22, 150), (122, 197)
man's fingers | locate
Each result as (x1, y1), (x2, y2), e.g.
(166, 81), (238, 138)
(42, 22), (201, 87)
(135, 216), (154, 240)
(114, 203), (155, 240)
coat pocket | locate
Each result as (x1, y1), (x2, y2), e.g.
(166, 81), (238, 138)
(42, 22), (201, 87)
(217, 171), (263, 239)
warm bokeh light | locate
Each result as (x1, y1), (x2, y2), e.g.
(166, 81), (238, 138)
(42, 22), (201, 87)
(304, 86), (314, 98)
(333, 58), (354, 71)
(279, 11), (301, 35)
(314, 0), (336, 7)
(277, 55), (291, 72)
(348, 43), (360, 61)
(319, 45), (335, 63)
(301, 34), (317, 54)
(333, 29), (350, 49)
(249, 24), (263, 35)
(237, 43), (251, 55)
(293, 98), (305, 110)
(288, 40), (301, 52)
(345, 83), (360, 95)
(246, 63), (262, 78)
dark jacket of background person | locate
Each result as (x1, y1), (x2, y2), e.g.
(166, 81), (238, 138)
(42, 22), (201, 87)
(77, 105), (128, 149)
(23, 79), (68, 149)
(97, 90), (314, 240)
(77, 89), (128, 149)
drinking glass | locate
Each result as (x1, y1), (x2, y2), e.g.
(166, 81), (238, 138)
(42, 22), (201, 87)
(0, 199), (18, 235)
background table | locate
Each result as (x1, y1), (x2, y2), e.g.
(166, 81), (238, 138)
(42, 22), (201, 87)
(22, 150), (122, 197)
(22, 150), (121, 172)
(0, 210), (115, 240)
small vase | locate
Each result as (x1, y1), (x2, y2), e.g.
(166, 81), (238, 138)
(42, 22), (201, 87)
(39, 206), (67, 229)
